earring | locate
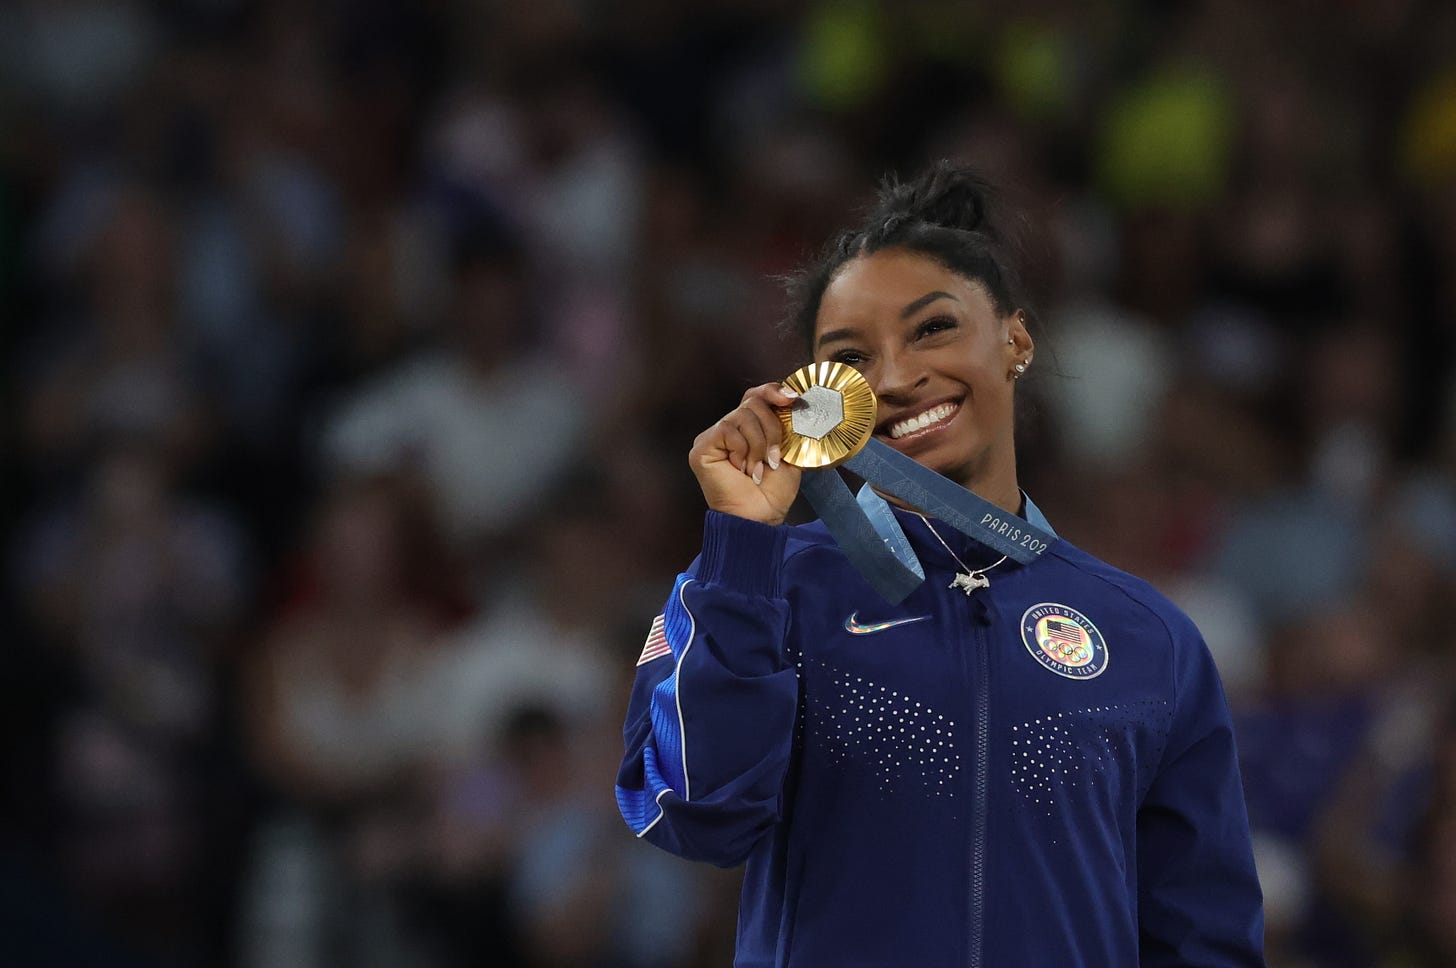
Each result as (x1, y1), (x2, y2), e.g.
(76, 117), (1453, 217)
(1014, 362), (1027, 375)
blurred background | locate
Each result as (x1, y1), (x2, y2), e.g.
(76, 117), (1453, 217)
(3, 0), (1456, 965)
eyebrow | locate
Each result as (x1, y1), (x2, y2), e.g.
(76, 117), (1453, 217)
(900, 290), (959, 317)
(815, 291), (962, 349)
(816, 327), (859, 349)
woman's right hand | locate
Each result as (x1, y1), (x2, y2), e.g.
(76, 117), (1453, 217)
(690, 383), (803, 526)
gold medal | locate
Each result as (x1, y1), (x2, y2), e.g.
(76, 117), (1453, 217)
(776, 362), (878, 468)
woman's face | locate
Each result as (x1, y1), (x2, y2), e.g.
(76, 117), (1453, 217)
(813, 249), (1031, 491)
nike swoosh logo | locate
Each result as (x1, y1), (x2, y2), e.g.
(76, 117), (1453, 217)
(844, 611), (933, 635)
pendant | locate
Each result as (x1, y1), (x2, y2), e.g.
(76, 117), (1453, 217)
(950, 571), (990, 596)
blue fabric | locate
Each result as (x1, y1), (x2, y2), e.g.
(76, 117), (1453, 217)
(800, 469), (922, 604)
(617, 574), (696, 835)
(1021, 490), (1057, 536)
(854, 482), (1059, 544)
(662, 572), (695, 658)
(616, 504), (1266, 967)
(796, 440), (1061, 605)
(844, 438), (1058, 562)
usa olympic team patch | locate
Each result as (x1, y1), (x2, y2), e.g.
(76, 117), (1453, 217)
(1019, 603), (1108, 680)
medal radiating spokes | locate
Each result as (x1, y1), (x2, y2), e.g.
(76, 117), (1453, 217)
(776, 362), (878, 469)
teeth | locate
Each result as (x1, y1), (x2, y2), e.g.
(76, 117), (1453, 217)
(889, 403), (957, 439)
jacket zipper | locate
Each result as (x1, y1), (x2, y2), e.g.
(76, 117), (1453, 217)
(968, 594), (993, 968)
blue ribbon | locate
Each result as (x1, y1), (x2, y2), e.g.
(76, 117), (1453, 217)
(799, 438), (1059, 604)
(799, 469), (924, 604)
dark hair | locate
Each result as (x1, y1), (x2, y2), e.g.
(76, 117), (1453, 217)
(783, 161), (1035, 350)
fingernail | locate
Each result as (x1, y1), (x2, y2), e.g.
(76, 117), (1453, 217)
(767, 445), (781, 470)
(780, 386), (798, 398)
(752, 462), (764, 485)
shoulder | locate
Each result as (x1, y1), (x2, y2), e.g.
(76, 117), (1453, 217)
(1041, 540), (1202, 651)
(1031, 541), (1227, 718)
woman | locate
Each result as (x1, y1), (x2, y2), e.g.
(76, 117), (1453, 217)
(615, 163), (1266, 966)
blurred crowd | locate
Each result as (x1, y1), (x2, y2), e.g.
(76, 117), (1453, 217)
(3, 0), (1456, 965)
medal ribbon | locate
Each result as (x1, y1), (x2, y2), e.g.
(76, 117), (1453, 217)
(798, 438), (1058, 604)
(798, 468), (924, 604)
(844, 439), (1056, 563)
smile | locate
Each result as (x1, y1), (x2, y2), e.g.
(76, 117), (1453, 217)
(886, 401), (960, 440)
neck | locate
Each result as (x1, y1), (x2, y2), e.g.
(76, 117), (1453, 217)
(968, 469), (1023, 516)
(962, 440), (1023, 516)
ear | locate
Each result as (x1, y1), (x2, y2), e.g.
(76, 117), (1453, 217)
(1005, 310), (1034, 378)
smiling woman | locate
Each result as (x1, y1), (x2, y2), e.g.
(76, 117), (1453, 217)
(614, 162), (1267, 967)
(816, 252), (1030, 507)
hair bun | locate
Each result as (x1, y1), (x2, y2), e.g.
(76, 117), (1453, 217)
(871, 160), (995, 238)
(783, 160), (1034, 348)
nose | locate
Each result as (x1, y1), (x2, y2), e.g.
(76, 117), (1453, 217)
(873, 351), (927, 403)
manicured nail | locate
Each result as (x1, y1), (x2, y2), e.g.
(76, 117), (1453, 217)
(752, 461), (764, 485)
(767, 445), (781, 469)
(780, 386), (798, 398)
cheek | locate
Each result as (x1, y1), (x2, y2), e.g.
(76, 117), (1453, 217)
(954, 331), (1008, 381)
(964, 356), (1012, 404)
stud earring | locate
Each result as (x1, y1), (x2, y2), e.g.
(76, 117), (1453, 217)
(1014, 362), (1027, 375)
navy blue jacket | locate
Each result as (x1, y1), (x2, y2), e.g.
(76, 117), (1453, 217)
(616, 501), (1265, 967)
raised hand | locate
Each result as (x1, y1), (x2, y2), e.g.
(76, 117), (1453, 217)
(690, 383), (803, 525)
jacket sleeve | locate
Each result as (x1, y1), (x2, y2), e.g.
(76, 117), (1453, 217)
(1137, 614), (1267, 967)
(614, 511), (800, 867)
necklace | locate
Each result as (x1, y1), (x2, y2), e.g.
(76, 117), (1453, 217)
(914, 513), (1008, 596)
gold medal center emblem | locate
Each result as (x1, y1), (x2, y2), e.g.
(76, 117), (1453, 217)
(776, 362), (878, 468)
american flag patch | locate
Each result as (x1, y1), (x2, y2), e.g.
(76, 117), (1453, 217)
(1043, 618), (1085, 643)
(636, 614), (672, 666)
